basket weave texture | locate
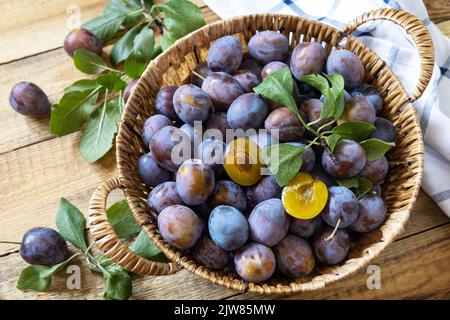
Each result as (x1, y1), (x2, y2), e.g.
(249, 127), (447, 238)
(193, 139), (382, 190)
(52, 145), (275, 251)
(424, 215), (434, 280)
(89, 9), (433, 294)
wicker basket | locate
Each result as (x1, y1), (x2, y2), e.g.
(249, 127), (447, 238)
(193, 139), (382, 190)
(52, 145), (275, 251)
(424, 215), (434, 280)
(88, 9), (434, 294)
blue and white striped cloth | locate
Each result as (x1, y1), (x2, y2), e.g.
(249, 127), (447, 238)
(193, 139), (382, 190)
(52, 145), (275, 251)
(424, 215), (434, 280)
(204, 0), (450, 218)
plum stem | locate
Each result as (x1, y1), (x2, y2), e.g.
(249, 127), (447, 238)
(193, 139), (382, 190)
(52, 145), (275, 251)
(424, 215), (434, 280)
(325, 218), (341, 241)
(0, 241), (21, 245)
(192, 70), (205, 81)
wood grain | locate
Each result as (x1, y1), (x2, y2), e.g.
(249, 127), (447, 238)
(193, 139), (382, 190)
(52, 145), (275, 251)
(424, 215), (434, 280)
(0, 0), (108, 64)
(1, 217), (448, 300)
(0, 133), (118, 254)
(0, 50), (93, 155)
(424, 0), (450, 24)
(232, 223), (450, 300)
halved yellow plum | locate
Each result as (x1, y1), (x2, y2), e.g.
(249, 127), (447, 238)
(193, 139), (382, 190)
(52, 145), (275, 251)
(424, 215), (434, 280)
(282, 172), (328, 219)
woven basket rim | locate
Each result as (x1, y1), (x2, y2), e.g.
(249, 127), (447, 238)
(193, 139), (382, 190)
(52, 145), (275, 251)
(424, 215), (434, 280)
(117, 12), (425, 294)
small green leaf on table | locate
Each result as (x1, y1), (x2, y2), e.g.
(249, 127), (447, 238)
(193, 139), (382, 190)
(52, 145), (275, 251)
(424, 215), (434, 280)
(50, 88), (100, 136)
(17, 253), (80, 291)
(152, 0), (206, 39)
(82, 12), (126, 44)
(106, 199), (141, 238)
(105, 96), (124, 122)
(110, 26), (142, 66)
(56, 198), (88, 252)
(124, 51), (148, 79)
(103, 267), (132, 300)
(17, 266), (52, 291)
(105, 0), (144, 26)
(360, 138), (395, 161)
(133, 26), (155, 59)
(64, 79), (99, 94)
(131, 230), (168, 262)
(96, 72), (127, 92)
(73, 49), (109, 74)
(79, 96), (118, 163)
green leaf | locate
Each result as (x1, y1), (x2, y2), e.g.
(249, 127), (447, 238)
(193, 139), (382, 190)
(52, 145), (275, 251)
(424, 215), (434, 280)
(354, 176), (373, 199)
(103, 268), (132, 300)
(73, 49), (109, 74)
(17, 266), (52, 291)
(130, 230), (168, 261)
(105, 0), (144, 27)
(324, 133), (342, 152)
(332, 121), (375, 142)
(82, 12), (126, 44)
(106, 200), (141, 238)
(336, 177), (360, 189)
(64, 79), (99, 94)
(110, 26), (141, 66)
(325, 74), (345, 118)
(124, 51), (148, 79)
(106, 97), (123, 122)
(79, 98), (118, 163)
(50, 88), (100, 136)
(159, 31), (178, 51)
(261, 143), (304, 186)
(133, 26), (154, 59)
(152, 0), (206, 39)
(38, 254), (80, 278)
(96, 72), (127, 92)
(300, 73), (345, 119)
(56, 198), (88, 251)
(253, 67), (298, 116)
(128, 0), (153, 10)
(360, 139), (395, 161)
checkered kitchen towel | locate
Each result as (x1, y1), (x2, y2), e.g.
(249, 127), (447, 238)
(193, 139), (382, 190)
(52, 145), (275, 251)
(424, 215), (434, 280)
(204, 0), (450, 218)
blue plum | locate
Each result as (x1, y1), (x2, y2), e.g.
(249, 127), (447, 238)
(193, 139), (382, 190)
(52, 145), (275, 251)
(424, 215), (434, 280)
(207, 36), (243, 73)
(227, 93), (268, 130)
(248, 31), (289, 65)
(138, 151), (172, 187)
(248, 198), (290, 246)
(274, 235), (315, 277)
(290, 42), (326, 80)
(20, 227), (68, 266)
(147, 181), (183, 214)
(173, 85), (213, 126)
(326, 49), (364, 90)
(321, 186), (359, 228)
(208, 205), (249, 251)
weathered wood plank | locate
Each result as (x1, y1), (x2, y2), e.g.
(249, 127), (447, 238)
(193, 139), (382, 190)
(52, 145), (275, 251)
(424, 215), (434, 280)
(0, 50), (93, 155)
(0, 244), (237, 300)
(0, 5), (218, 155)
(231, 222), (450, 300)
(0, 0), (108, 64)
(1, 219), (448, 300)
(0, 133), (118, 254)
(424, 0), (450, 24)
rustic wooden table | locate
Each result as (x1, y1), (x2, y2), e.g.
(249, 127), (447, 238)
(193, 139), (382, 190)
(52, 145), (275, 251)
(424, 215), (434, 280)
(0, 0), (449, 300)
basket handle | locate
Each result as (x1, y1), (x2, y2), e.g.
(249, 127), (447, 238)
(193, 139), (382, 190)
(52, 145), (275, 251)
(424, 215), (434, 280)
(88, 177), (180, 276)
(344, 8), (434, 102)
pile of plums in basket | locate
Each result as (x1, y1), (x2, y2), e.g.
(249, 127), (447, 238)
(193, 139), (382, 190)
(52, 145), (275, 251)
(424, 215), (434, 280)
(138, 32), (395, 283)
